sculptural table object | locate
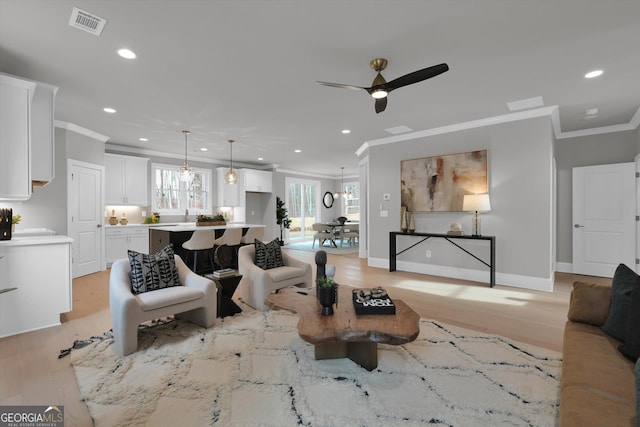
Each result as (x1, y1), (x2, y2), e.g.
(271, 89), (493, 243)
(265, 286), (420, 371)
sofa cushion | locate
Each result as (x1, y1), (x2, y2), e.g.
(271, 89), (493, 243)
(567, 281), (611, 326)
(254, 238), (284, 270)
(619, 277), (640, 361)
(602, 263), (639, 341)
(128, 244), (181, 294)
(265, 265), (306, 283)
(136, 286), (204, 311)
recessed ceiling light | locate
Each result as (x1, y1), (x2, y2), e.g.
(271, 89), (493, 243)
(585, 70), (603, 79)
(103, 107), (116, 113)
(139, 137), (148, 142)
(117, 48), (136, 59)
(258, 157), (264, 161)
(200, 147), (208, 152)
(341, 129), (351, 134)
(584, 108), (599, 116)
(294, 149), (301, 153)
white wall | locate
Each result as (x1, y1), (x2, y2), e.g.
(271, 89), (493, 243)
(364, 115), (555, 291)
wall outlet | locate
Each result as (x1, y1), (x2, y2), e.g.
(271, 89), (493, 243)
(383, 193), (391, 201)
(426, 250), (432, 258)
(141, 211), (147, 217)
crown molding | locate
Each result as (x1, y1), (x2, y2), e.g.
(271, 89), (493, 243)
(54, 120), (110, 142)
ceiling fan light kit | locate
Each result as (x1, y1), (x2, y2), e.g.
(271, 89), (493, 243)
(317, 58), (449, 113)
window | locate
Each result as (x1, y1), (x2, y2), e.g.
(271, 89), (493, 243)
(342, 182), (360, 221)
(151, 163), (212, 214)
(285, 177), (320, 241)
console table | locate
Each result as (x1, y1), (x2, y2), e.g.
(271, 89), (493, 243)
(389, 231), (496, 287)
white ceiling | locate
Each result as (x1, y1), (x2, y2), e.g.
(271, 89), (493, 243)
(1, 0), (639, 177)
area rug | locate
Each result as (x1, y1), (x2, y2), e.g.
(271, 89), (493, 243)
(285, 240), (359, 255)
(69, 310), (561, 426)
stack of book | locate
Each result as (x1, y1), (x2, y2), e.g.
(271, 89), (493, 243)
(352, 287), (396, 315)
(212, 268), (236, 279)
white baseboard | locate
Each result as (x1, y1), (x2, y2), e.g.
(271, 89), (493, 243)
(555, 262), (573, 273)
(368, 257), (554, 292)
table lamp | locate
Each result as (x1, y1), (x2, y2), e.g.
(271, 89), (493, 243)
(462, 194), (491, 236)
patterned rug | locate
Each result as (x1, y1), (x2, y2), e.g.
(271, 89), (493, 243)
(69, 310), (561, 426)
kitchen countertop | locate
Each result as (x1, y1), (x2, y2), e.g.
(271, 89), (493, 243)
(149, 223), (265, 232)
(0, 235), (73, 247)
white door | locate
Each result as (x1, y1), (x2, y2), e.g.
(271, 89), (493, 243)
(68, 160), (104, 278)
(572, 162), (635, 277)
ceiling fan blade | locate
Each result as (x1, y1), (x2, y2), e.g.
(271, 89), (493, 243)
(316, 81), (365, 91)
(375, 97), (387, 114)
(385, 63), (449, 92)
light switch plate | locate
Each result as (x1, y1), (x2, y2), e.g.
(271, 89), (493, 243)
(380, 210), (388, 217)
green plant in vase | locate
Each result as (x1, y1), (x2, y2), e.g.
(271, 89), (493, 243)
(276, 196), (291, 246)
(317, 277), (339, 315)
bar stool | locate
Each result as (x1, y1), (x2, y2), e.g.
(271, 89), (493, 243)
(240, 227), (265, 245)
(182, 230), (216, 274)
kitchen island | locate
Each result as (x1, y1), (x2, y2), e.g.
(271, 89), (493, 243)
(149, 224), (265, 274)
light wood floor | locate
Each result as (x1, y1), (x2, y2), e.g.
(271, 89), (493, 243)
(0, 249), (611, 426)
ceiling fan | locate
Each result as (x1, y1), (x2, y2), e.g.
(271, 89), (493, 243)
(317, 58), (449, 113)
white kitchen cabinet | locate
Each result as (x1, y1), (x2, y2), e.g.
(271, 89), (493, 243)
(106, 226), (149, 266)
(217, 167), (241, 206)
(243, 169), (273, 193)
(0, 74), (35, 201)
(105, 154), (149, 205)
(0, 236), (73, 338)
(31, 82), (58, 184)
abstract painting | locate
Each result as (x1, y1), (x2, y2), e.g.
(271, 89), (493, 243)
(401, 150), (488, 212)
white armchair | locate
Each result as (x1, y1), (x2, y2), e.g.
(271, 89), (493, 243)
(109, 255), (218, 356)
(236, 244), (312, 311)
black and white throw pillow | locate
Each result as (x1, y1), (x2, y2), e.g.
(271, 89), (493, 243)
(254, 238), (284, 270)
(128, 244), (181, 294)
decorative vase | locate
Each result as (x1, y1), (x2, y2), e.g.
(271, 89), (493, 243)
(408, 212), (415, 233)
(318, 286), (336, 315)
(119, 213), (128, 225)
(109, 209), (118, 225)
(400, 207), (407, 232)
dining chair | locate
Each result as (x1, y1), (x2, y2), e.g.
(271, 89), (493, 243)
(339, 223), (359, 247)
(312, 223), (334, 248)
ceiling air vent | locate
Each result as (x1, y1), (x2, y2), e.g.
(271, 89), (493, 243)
(68, 7), (107, 36)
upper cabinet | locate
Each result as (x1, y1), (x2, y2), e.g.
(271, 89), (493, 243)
(243, 169), (273, 193)
(0, 74), (34, 201)
(31, 82), (58, 184)
(0, 73), (58, 201)
(105, 154), (149, 205)
(217, 167), (241, 206)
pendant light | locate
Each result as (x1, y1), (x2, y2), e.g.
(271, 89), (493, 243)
(179, 130), (195, 182)
(334, 167), (352, 199)
(224, 139), (238, 184)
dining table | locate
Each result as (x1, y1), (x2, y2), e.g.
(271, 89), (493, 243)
(319, 222), (359, 247)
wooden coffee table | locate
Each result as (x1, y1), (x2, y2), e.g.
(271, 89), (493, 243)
(265, 286), (420, 371)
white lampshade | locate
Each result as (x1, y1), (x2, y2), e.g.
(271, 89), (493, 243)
(462, 194), (491, 212)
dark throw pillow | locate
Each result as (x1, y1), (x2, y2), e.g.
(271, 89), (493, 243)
(602, 263), (639, 341)
(619, 277), (640, 361)
(128, 244), (180, 294)
(254, 238), (284, 270)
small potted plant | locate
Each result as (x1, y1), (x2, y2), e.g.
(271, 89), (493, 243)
(197, 213), (226, 226)
(11, 214), (21, 232)
(317, 277), (339, 315)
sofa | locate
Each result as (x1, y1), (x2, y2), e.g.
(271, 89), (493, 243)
(110, 253), (217, 356)
(560, 264), (640, 426)
(236, 242), (312, 311)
